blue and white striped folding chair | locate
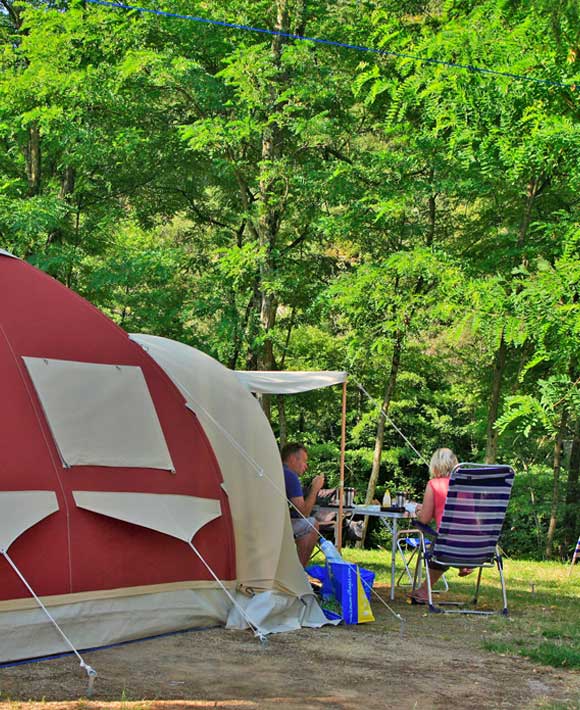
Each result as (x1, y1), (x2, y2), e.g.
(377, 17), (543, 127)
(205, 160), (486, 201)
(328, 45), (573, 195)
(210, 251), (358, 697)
(413, 462), (515, 615)
(568, 535), (580, 577)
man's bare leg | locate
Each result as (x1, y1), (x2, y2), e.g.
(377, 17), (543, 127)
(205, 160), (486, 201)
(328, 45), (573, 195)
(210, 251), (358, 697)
(296, 526), (320, 567)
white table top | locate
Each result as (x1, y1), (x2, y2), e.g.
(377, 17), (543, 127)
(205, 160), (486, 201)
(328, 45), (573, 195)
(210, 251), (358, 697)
(315, 504), (411, 519)
(352, 505), (410, 518)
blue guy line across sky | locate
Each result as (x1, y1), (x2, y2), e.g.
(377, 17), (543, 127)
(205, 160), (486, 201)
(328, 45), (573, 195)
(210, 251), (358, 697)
(85, 0), (574, 90)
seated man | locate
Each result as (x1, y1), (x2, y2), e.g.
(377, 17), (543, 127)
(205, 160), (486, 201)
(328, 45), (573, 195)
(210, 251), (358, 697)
(282, 442), (324, 567)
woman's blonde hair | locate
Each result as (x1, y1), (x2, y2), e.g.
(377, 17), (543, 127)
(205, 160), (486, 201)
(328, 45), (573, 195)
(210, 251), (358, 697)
(429, 448), (458, 478)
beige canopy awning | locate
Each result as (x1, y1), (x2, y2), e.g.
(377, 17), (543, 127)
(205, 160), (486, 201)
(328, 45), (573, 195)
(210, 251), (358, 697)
(234, 371), (348, 394)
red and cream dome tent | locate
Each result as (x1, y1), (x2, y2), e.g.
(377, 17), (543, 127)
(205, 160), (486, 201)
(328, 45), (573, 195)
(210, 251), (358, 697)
(0, 250), (325, 666)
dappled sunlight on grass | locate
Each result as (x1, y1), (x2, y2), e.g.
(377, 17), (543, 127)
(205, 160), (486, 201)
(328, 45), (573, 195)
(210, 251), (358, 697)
(332, 547), (580, 669)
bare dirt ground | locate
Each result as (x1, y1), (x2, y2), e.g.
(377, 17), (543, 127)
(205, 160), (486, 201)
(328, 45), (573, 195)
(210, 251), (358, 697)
(1, 587), (578, 710)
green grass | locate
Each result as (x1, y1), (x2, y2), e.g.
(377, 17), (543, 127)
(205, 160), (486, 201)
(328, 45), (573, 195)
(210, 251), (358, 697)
(314, 546), (580, 670)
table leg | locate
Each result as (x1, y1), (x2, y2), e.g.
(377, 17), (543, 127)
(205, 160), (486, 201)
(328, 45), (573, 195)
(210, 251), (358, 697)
(391, 517), (397, 601)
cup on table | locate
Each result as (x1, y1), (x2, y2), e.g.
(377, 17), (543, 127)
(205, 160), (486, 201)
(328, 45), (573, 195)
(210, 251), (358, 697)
(344, 487), (355, 507)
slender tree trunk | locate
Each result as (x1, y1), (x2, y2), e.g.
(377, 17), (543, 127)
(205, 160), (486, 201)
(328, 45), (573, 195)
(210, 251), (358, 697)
(26, 122), (41, 196)
(244, 279), (262, 371)
(546, 410), (567, 559)
(229, 289), (256, 370)
(517, 178), (542, 253)
(427, 168), (436, 247)
(278, 395), (287, 449)
(255, 0), (290, 420)
(357, 332), (403, 547)
(47, 166), (77, 245)
(60, 165), (75, 199)
(564, 418), (580, 549)
(485, 334), (507, 463)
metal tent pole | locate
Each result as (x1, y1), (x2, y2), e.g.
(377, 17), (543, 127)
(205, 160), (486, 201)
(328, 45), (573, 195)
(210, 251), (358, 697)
(337, 379), (347, 551)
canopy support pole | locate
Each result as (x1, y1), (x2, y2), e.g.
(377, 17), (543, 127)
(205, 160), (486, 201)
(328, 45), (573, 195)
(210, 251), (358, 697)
(337, 379), (347, 551)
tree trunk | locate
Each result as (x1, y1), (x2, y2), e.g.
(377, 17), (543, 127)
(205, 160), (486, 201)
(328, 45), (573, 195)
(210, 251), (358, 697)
(1, 0), (23, 29)
(545, 410), (567, 559)
(59, 165), (75, 200)
(563, 418), (580, 549)
(47, 166), (77, 245)
(517, 177), (542, 254)
(357, 332), (403, 547)
(277, 395), (287, 449)
(485, 334), (507, 463)
(426, 168), (436, 247)
(229, 288), (256, 370)
(255, 0), (289, 420)
(26, 122), (41, 196)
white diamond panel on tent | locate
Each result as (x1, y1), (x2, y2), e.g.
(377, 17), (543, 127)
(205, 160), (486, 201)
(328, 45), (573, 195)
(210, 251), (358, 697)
(23, 357), (175, 471)
(0, 491), (59, 552)
(73, 491), (221, 542)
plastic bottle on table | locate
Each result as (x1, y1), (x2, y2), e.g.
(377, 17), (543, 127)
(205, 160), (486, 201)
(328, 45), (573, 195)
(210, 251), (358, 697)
(382, 490), (391, 508)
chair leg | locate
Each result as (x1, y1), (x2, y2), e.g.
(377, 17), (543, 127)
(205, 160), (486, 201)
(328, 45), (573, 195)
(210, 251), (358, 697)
(412, 546), (423, 592)
(396, 540), (418, 587)
(424, 557), (438, 612)
(472, 567), (483, 605)
(497, 553), (509, 616)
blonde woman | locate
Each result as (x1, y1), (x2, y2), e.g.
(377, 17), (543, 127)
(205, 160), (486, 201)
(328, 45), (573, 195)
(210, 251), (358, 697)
(408, 448), (472, 604)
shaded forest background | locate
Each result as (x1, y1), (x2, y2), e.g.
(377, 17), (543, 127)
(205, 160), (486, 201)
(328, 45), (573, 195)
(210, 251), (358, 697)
(1, 0), (579, 558)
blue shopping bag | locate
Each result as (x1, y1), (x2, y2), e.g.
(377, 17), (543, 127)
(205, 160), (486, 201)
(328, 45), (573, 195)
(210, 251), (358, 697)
(305, 564), (334, 600)
(307, 563), (375, 624)
(328, 562), (375, 624)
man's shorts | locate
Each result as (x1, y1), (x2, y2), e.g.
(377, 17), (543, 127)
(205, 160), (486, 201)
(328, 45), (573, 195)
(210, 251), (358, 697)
(291, 516), (316, 539)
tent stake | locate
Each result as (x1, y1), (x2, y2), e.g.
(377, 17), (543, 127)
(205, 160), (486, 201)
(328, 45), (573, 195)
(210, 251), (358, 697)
(2, 550), (97, 691)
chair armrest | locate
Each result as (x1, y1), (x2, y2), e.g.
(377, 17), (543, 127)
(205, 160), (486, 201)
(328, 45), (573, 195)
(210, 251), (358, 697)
(414, 521), (438, 539)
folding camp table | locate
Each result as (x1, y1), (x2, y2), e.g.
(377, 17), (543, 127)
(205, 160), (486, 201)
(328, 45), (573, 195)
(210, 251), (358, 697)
(352, 506), (412, 600)
(316, 504), (411, 600)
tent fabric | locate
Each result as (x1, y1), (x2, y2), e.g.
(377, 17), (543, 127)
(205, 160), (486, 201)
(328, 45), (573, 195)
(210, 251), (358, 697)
(0, 255), (235, 611)
(226, 590), (338, 633)
(0, 585), (332, 663)
(23, 357), (175, 471)
(0, 253), (327, 662)
(130, 334), (311, 598)
(0, 249), (18, 259)
(0, 588), (232, 663)
(234, 370), (347, 394)
(73, 491), (221, 543)
(0, 491), (59, 553)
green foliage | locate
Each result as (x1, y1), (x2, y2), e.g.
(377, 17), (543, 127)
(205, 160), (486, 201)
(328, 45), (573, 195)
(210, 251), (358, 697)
(1, 0), (580, 559)
(501, 469), (568, 559)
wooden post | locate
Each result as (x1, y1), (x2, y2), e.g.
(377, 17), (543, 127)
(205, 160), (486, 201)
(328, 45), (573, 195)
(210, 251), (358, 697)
(337, 379), (347, 551)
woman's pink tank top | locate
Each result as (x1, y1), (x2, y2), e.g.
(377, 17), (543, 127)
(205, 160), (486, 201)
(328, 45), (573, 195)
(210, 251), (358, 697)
(428, 477), (450, 529)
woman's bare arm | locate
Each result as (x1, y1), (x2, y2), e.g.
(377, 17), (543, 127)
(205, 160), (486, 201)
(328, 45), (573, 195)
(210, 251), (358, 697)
(417, 483), (435, 525)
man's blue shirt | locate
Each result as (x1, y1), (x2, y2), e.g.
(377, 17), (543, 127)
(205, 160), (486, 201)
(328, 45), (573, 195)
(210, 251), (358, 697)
(284, 464), (303, 518)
